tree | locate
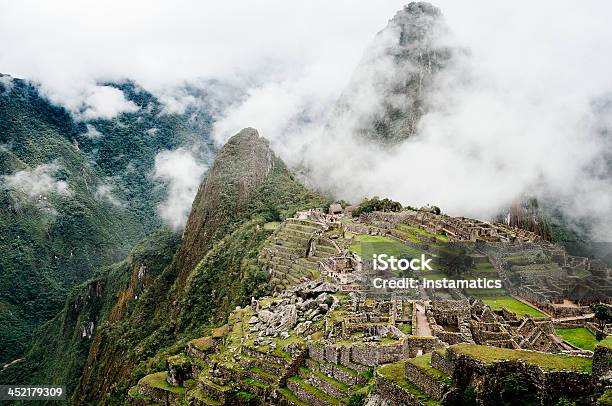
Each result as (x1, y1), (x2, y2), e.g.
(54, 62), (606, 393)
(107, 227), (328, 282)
(590, 303), (611, 340)
(438, 245), (473, 278)
(352, 197), (402, 217)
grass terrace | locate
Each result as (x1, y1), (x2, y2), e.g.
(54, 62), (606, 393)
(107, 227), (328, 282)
(400, 224), (449, 243)
(555, 327), (598, 351)
(464, 288), (508, 297)
(598, 388), (612, 406)
(187, 388), (222, 405)
(505, 254), (548, 266)
(139, 371), (187, 394)
(377, 361), (440, 406)
(350, 234), (427, 260)
(451, 344), (592, 372)
(597, 335), (612, 350)
(407, 353), (452, 385)
(263, 221), (280, 230)
(481, 296), (546, 318)
(287, 376), (342, 405)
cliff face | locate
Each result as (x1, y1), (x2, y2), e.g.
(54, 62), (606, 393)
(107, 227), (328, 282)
(175, 128), (275, 286)
(328, 2), (455, 143)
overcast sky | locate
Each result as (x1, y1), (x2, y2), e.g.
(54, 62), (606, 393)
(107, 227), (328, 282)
(1, 1), (611, 237)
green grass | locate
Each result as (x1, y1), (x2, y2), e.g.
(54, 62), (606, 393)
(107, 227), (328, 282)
(288, 376), (341, 405)
(350, 234), (426, 265)
(505, 255), (547, 265)
(465, 288), (508, 297)
(598, 336), (612, 350)
(128, 386), (151, 400)
(377, 362), (440, 406)
(263, 221), (280, 230)
(481, 296), (546, 317)
(598, 388), (612, 406)
(407, 353), (451, 384)
(278, 387), (309, 406)
(400, 224), (448, 243)
(313, 370), (350, 391)
(139, 372), (187, 394)
(555, 327), (598, 351)
(452, 344), (592, 372)
(187, 388), (222, 405)
(400, 323), (412, 335)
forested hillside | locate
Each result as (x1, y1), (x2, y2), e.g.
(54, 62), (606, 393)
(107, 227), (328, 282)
(0, 75), (215, 364)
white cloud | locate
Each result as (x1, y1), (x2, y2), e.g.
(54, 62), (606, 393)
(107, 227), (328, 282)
(153, 148), (206, 230)
(2, 163), (70, 199)
(83, 124), (103, 139)
(0, 1), (405, 115)
(94, 183), (123, 207)
(80, 86), (138, 120)
(210, 1), (612, 240)
(0, 74), (13, 93)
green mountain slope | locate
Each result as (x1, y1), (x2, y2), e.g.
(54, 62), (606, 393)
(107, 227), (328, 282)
(0, 128), (327, 404)
(0, 75), (214, 364)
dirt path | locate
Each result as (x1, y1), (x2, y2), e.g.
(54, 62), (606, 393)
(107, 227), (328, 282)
(415, 301), (433, 336)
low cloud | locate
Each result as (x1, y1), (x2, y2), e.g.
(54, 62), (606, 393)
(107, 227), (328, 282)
(80, 86), (138, 120)
(94, 183), (124, 207)
(153, 148), (206, 230)
(1, 1), (611, 239)
(2, 163), (70, 199)
(83, 124), (103, 139)
(212, 2), (612, 241)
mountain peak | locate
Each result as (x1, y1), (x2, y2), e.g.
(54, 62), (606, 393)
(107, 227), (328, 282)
(175, 127), (276, 282)
(327, 1), (453, 143)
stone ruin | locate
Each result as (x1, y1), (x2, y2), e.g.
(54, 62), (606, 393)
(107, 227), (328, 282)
(130, 208), (611, 406)
(248, 281), (339, 344)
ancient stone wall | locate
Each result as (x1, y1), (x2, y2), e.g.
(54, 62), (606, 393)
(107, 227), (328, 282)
(374, 373), (424, 406)
(404, 362), (449, 400)
(592, 345), (612, 381)
(286, 380), (333, 406)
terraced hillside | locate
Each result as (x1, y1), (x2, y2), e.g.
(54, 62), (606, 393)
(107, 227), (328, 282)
(127, 207), (610, 405)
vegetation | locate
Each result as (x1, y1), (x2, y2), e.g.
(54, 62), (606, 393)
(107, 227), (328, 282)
(555, 327), (598, 351)
(350, 234), (425, 263)
(377, 361), (440, 406)
(407, 353), (451, 385)
(0, 77), (214, 364)
(352, 197), (402, 217)
(438, 246), (474, 278)
(481, 296), (546, 318)
(499, 373), (537, 406)
(0, 131), (329, 403)
(590, 303), (611, 340)
(452, 344), (592, 372)
(0, 228), (181, 398)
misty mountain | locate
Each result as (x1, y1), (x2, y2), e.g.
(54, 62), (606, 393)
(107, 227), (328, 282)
(328, 2), (456, 144)
(0, 75), (216, 364)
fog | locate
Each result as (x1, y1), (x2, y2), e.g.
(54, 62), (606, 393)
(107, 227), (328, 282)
(1, 1), (611, 237)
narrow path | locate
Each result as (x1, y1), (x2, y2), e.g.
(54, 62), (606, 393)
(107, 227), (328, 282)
(415, 301), (432, 336)
(552, 313), (595, 322)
